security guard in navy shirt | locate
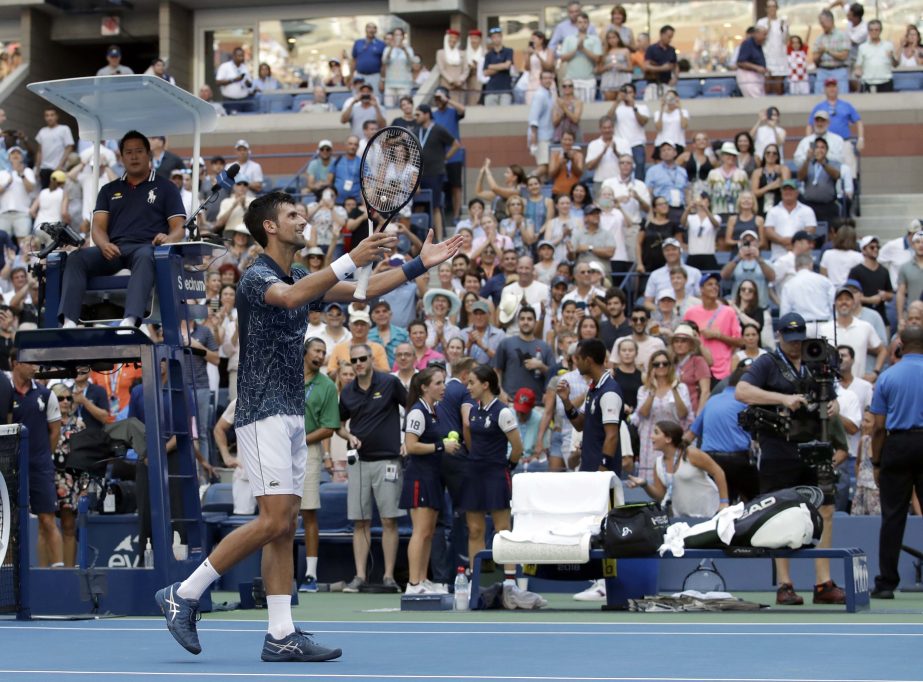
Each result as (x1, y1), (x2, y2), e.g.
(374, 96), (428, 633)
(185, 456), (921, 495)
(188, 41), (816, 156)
(59, 130), (186, 328)
(869, 325), (923, 599)
(736, 312), (846, 606)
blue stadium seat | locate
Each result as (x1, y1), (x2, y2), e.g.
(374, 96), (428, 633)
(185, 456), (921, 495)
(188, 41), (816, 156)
(202, 483), (234, 514)
(676, 79), (701, 99)
(701, 78), (735, 98)
(328, 91), (351, 111)
(893, 72), (923, 92)
(634, 79), (648, 99)
(259, 93), (294, 114)
(291, 94), (315, 111)
(715, 250), (732, 265)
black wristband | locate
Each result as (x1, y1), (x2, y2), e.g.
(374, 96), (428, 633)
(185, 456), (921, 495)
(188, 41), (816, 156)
(433, 441), (445, 454)
(565, 406), (579, 420)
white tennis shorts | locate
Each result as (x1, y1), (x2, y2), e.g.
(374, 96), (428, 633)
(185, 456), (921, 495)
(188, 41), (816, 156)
(236, 414), (308, 498)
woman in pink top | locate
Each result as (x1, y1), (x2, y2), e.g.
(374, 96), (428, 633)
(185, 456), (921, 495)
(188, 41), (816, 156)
(682, 273), (743, 381)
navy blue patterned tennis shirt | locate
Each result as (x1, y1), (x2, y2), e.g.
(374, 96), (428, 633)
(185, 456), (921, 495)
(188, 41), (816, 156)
(235, 254), (315, 427)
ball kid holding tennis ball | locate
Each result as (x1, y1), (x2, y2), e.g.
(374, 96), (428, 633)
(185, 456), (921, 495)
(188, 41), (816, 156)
(400, 366), (460, 595)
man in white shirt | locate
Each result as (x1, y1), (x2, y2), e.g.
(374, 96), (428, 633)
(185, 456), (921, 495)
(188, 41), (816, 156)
(233, 140), (263, 194)
(611, 83), (650, 179)
(316, 303), (351, 369)
(96, 45), (134, 76)
(816, 286), (885, 382)
(853, 20), (894, 92)
(878, 219), (918, 289)
(780, 253), (835, 334)
(215, 46), (254, 113)
(642, 238), (700, 309)
(602, 154), (650, 261)
(793, 110), (856, 183)
(0, 146), (36, 238)
(835, 344), (873, 413)
(498, 256), (550, 335)
(586, 116), (631, 184)
(34, 108), (75, 189)
(765, 180), (817, 259)
(562, 261), (605, 306)
(771, 229), (817, 301)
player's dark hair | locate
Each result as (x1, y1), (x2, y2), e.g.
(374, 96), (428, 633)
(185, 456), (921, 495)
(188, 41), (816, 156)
(471, 363), (500, 397)
(576, 338), (607, 365)
(407, 366), (444, 411)
(245, 191), (296, 248)
(119, 130), (151, 155)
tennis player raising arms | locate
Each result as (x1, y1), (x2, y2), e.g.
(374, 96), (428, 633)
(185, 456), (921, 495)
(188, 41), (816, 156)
(156, 191), (463, 662)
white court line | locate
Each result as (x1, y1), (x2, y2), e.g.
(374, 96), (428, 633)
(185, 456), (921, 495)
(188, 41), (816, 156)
(0, 672), (918, 682)
(1, 624), (922, 637)
(12, 618), (923, 628)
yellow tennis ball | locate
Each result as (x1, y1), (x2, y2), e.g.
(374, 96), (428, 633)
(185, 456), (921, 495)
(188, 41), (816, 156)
(447, 431), (459, 441)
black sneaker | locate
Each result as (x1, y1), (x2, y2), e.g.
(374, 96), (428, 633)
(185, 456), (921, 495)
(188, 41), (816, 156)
(871, 587), (895, 599)
(261, 629), (342, 662)
(776, 583), (804, 606)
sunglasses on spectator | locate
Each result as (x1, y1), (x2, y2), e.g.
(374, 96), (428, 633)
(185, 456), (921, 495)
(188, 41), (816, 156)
(651, 361), (670, 368)
(740, 286), (756, 293)
(59, 395), (73, 402)
(350, 355), (369, 364)
(765, 149), (779, 155)
(562, 83), (574, 88)
(631, 316), (647, 322)
(395, 351), (413, 357)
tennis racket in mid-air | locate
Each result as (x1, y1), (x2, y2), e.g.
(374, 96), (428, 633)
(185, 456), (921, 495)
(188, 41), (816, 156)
(355, 125), (423, 300)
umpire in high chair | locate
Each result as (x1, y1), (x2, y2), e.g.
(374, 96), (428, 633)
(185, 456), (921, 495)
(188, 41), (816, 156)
(869, 325), (923, 599)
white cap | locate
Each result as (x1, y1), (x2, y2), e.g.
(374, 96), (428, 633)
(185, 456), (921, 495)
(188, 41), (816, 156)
(318, 139), (333, 150)
(587, 261), (605, 274)
(740, 229), (759, 242)
(656, 290), (676, 302)
(234, 139), (250, 150)
(858, 235), (879, 250)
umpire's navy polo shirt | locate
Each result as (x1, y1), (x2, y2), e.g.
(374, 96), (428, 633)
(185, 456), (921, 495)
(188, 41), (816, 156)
(870, 353), (923, 431)
(94, 170), (186, 245)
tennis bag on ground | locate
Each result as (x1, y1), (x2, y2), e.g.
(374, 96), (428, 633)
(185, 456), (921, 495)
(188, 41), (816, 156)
(684, 486), (824, 551)
(602, 503), (669, 557)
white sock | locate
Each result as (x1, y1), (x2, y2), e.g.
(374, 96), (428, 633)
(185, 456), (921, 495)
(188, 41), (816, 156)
(119, 316), (138, 328)
(177, 558), (220, 600)
(306, 557), (318, 579)
(62, 318), (77, 329)
(267, 594), (295, 640)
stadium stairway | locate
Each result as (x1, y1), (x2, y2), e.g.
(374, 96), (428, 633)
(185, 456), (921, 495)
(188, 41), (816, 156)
(856, 193), (923, 240)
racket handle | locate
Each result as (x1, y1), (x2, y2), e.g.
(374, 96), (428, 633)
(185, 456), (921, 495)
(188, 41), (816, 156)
(354, 263), (372, 301)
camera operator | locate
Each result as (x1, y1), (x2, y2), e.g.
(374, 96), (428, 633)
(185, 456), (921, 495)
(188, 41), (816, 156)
(735, 312), (846, 606)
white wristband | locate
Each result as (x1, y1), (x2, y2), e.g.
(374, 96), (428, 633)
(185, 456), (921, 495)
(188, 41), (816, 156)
(330, 253), (357, 281)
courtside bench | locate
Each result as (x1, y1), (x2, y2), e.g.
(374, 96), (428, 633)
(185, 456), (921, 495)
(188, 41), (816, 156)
(469, 546), (871, 613)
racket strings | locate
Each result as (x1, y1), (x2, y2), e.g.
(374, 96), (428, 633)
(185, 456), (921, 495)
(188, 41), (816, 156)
(361, 131), (421, 214)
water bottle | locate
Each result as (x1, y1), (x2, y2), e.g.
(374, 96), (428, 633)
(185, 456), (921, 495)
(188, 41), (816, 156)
(454, 567), (469, 611)
(143, 540), (154, 569)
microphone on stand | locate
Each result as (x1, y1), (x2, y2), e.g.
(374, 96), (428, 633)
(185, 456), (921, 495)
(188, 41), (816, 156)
(185, 163), (240, 240)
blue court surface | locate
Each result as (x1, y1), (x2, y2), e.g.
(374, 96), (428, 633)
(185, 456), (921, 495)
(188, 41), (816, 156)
(1, 611), (923, 682)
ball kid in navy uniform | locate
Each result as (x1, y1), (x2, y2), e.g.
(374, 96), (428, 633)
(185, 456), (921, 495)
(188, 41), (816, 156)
(461, 364), (523, 585)
(401, 366), (460, 595)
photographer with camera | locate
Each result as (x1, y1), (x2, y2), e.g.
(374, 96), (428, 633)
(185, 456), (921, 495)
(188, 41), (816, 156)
(215, 47), (254, 114)
(735, 312), (846, 605)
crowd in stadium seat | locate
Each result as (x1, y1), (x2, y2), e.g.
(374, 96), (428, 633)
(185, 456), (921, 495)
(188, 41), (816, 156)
(5, 1), (923, 597)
